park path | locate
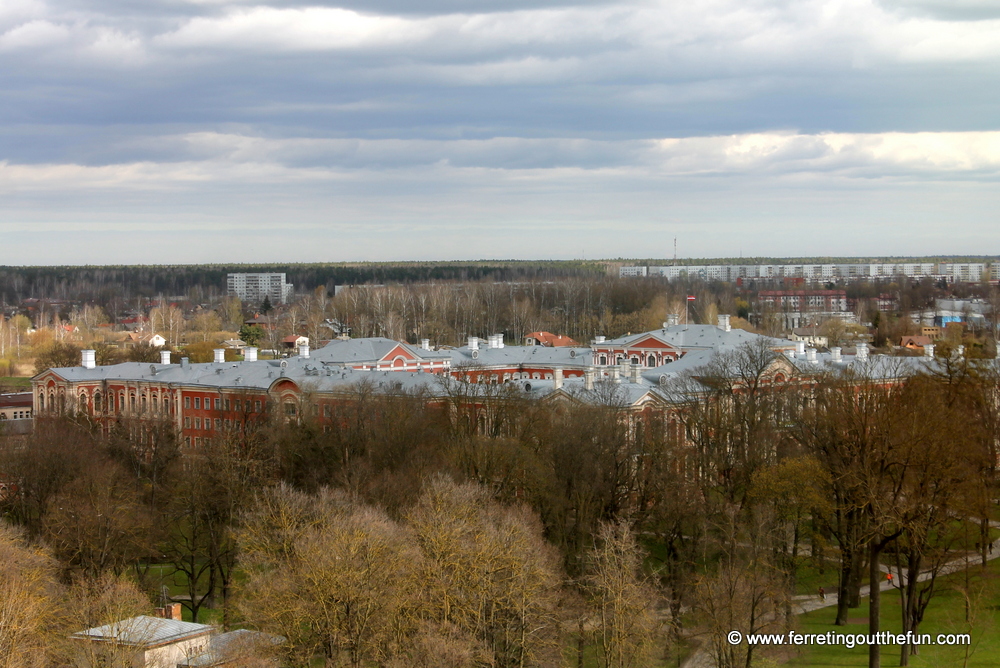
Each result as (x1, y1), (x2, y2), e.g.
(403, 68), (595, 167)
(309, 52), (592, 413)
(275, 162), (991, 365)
(681, 527), (1000, 668)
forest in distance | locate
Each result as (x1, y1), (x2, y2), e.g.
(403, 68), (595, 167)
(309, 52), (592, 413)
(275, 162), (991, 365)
(1, 257), (996, 306)
(3, 341), (1000, 668)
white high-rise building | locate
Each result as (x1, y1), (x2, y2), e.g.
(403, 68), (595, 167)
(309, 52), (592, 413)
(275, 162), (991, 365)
(227, 273), (294, 304)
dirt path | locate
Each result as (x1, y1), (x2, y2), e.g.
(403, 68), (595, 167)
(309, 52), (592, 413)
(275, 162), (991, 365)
(681, 532), (1000, 668)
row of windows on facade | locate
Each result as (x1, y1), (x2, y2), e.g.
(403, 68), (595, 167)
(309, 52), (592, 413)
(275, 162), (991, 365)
(38, 390), (265, 416)
(465, 371), (559, 383)
(182, 396), (263, 413)
(38, 390), (170, 415)
(596, 354), (674, 367)
(0, 410), (31, 420)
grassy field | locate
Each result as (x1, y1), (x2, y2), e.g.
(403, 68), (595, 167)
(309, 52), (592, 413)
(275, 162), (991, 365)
(782, 558), (1000, 667)
(0, 376), (31, 390)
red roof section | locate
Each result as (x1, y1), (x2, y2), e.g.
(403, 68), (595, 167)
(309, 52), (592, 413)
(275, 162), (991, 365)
(526, 331), (580, 347)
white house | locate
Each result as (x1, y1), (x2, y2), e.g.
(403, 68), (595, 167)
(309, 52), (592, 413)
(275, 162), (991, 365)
(71, 616), (213, 668)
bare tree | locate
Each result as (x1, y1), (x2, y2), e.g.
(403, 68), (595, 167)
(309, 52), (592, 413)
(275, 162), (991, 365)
(695, 507), (790, 668)
(0, 522), (61, 668)
(586, 521), (660, 668)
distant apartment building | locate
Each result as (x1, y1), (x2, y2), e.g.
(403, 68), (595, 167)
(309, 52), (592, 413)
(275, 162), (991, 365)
(621, 261), (996, 283)
(618, 266), (647, 277)
(937, 263), (987, 283)
(227, 273), (294, 304)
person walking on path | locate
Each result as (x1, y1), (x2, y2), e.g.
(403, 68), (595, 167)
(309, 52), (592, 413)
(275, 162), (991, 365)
(818, 586), (826, 601)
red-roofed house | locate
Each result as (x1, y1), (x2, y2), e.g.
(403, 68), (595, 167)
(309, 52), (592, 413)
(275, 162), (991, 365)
(524, 332), (580, 347)
(281, 335), (309, 350)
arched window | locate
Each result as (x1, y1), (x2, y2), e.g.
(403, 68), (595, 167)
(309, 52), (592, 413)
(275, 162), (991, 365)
(94, 392), (102, 413)
(141, 396), (147, 413)
(38, 393), (45, 411)
(119, 392), (125, 412)
(647, 355), (656, 367)
(130, 394), (136, 412)
(630, 356), (639, 366)
(598, 355), (607, 365)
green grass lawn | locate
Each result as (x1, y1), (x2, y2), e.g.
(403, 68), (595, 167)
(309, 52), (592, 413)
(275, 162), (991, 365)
(783, 559), (1000, 667)
(794, 556), (842, 596)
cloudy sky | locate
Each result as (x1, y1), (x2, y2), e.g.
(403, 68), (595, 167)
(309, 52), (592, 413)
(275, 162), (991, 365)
(1, 0), (998, 264)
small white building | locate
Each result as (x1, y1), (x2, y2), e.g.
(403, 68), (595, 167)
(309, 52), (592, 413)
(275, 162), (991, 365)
(71, 616), (213, 668)
(789, 328), (829, 349)
(147, 334), (168, 348)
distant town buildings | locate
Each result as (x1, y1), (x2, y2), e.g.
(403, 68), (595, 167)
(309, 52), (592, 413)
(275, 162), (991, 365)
(619, 262), (993, 283)
(227, 273), (294, 304)
(757, 289), (852, 329)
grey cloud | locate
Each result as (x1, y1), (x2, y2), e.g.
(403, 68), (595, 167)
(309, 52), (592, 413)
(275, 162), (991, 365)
(877, 0), (1000, 21)
(1, 0), (998, 263)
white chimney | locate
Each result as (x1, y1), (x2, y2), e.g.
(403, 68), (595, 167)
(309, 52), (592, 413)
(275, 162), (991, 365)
(831, 347), (842, 362)
(299, 343), (310, 358)
(496, 333), (504, 349)
(244, 347), (258, 362)
(856, 343), (868, 361)
(666, 314), (679, 327)
(595, 335), (606, 344)
(612, 366), (621, 384)
(956, 344), (965, 359)
(468, 336), (479, 351)
(214, 348), (225, 364)
(584, 367), (595, 391)
(553, 367), (564, 390)
(81, 349), (96, 369)
(795, 341), (806, 356)
(718, 314), (731, 332)
(631, 364), (642, 383)
(924, 344), (935, 358)
(160, 350), (172, 365)
(806, 348), (818, 363)
(421, 338), (430, 351)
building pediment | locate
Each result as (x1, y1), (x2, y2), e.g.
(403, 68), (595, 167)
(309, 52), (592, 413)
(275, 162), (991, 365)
(381, 344), (418, 363)
(31, 370), (66, 385)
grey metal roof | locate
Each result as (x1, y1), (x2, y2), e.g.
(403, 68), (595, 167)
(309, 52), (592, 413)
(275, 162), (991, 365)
(310, 337), (450, 363)
(38, 335), (988, 408)
(599, 325), (794, 352)
(451, 345), (591, 368)
(178, 629), (284, 667)
(38, 343), (450, 395)
(71, 616), (212, 647)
